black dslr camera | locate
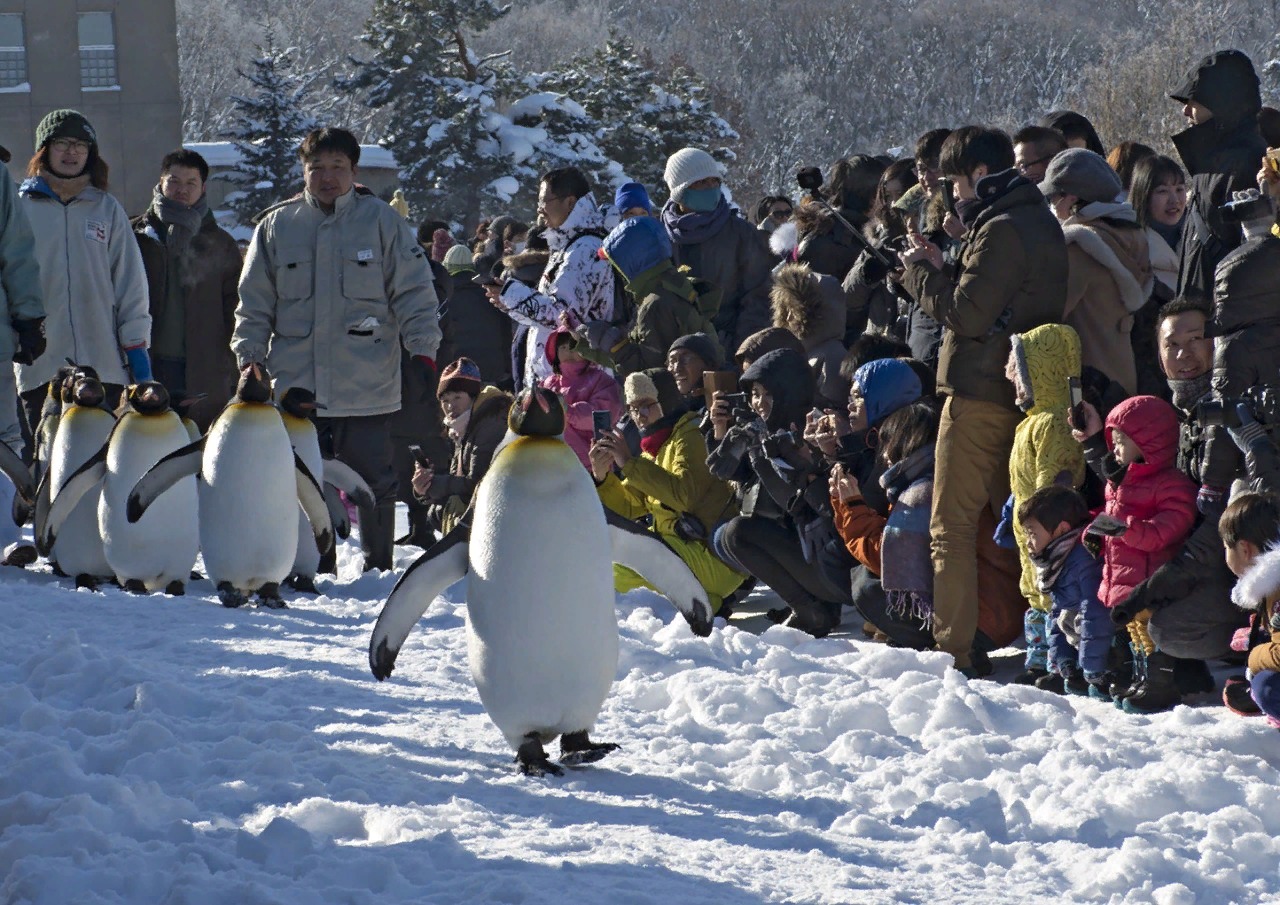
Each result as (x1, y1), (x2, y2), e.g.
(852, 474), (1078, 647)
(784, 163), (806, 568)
(1197, 385), (1280, 428)
(796, 166), (824, 193)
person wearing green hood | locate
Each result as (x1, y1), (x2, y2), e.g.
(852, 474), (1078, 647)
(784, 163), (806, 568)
(573, 214), (721, 379)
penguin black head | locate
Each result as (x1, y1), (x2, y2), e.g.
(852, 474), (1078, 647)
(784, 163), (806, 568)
(60, 363), (102, 404)
(71, 374), (106, 409)
(279, 387), (319, 420)
(236, 363), (274, 404)
(508, 387), (564, 437)
(127, 381), (171, 415)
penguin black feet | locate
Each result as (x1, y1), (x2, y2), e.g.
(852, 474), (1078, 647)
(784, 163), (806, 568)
(74, 573), (102, 592)
(1, 543), (38, 568)
(217, 581), (247, 608)
(123, 578), (148, 595)
(283, 573), (318, 594)
(559, 730), (620, 767)
(256, 582), (287, 609)
(516, 732), (563, 777)
(165, 580), (185, 597)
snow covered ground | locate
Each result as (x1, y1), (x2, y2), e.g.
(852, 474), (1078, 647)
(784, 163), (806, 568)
(3, 524), (1279, 905)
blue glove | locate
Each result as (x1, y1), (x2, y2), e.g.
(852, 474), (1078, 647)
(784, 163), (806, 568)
(1227, 403), (1268, 453)
(125, 347), (152, 383)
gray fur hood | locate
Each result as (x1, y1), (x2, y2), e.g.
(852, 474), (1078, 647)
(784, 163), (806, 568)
(1231, 545), (1280, 610)
(769, 262), (846, 348)
(1061, 206), (1154, 314)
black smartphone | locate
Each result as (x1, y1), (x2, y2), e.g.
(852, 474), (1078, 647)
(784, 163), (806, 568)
(408, 444), (432, 468)
(721, 392), (747, 408)
(941, 177), (957, 218)
(1068, 376), (1085, 429)
(591, 410), (613, 439)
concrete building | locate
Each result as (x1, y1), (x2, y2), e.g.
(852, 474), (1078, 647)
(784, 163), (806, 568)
(0, 0), (181, 215)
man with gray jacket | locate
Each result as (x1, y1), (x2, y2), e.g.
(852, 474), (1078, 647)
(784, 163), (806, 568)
(233, 127), (441, 572)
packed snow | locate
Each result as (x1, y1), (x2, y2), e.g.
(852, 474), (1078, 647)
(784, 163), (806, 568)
(3, 513), (1278, 904)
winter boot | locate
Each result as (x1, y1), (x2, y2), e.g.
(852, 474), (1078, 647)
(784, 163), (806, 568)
(1223, 676), (1263, 717)
(1122, 650), (1182, 714)
(1173, 657), (1215, 696)
(1063, 672), (1090, 696)
(785, 596), (842, 638)
(1034, 672), (1066, 694)
(396, 505), (434, 549)
(1087, 672), (1116, 702)
(361, 502), (396, 572)
(1111, 644), (1145, 708)
(1013, 667), (1050, 685)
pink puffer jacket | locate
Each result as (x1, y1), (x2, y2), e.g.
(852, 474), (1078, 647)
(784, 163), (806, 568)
(1099, 395), (1198, 608)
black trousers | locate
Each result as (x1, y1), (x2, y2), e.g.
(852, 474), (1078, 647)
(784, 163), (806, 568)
(314, 414), (398, 505)
(720, 515), (848, 609)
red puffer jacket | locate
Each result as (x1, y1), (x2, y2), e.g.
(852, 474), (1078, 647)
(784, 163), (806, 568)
(1099, 395), (1199, 608)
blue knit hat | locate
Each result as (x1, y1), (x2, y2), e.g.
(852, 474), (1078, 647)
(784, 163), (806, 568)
(854, 358), (922, 427)
(601, 215), (672, 283)
(614, 182), (652, 214)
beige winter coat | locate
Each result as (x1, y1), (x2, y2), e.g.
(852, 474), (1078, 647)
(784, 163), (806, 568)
(1061, 204), (1153, 395)
(233, 188), (441, 418)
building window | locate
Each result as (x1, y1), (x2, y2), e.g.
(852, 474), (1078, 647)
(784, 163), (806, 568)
(78, 12), (117, 89)
(0, 15), (26, 90)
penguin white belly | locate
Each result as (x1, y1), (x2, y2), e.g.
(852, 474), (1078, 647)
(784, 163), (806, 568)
(199, 405), (299, 591)
(100, 412), (199, 589)
(49, 407), (114, 578)
(466, 438), (619, 747)
(284, 418), (322, 579)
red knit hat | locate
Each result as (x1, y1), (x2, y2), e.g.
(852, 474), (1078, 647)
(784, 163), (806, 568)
(437, 357), (482, 397)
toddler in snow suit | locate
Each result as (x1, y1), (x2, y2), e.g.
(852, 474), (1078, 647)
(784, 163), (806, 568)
(1090, 395), (1198, 713)
(1005, 324), (1086, 683)
(1017, 485), (1113, 696)
(1222, 493), (1280, 727)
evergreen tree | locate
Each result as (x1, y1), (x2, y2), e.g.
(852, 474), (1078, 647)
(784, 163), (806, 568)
(222, 29), (316, 223)
(545, 34), (737, 205)
(340, 0), (529, 228)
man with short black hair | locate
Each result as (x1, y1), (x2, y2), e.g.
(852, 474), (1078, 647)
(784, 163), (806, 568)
(496, 166), (613, 389)
(234, 126), (441, 572)
(900, 125), (1067, 675)
(1012, 125), (1068, 185)
(133, 148), (242, 430)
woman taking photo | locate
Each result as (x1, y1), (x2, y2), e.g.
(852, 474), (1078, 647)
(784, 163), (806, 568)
(17, 109), (150, 433)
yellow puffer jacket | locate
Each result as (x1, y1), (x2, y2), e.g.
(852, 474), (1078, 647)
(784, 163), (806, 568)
(596, 411), (744, 610)
(1009, 323), (1086, 612)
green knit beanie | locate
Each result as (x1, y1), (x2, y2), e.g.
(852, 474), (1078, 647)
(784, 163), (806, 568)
(35, 109), (97, 151)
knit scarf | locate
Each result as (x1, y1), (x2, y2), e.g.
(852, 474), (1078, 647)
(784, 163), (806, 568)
(639, 411), (679, 456)
(39, 168), (90, 203)
(662, 196), (733, 245)
(880, 444), (936, 626)
(1029, 528), (1082, 594)
(445, 408), (472, 443)
(151, 185), (207, 248)
(1169, 372), (1212, 411)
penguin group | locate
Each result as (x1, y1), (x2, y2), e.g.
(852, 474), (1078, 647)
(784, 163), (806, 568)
(9, 362), (373, 608)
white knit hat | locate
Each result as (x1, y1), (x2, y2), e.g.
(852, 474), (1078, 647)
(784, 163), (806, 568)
(664, 147), (722, 202)
(624, 371), (659, 405)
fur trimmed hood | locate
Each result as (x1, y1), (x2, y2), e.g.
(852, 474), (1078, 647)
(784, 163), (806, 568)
(1062, 213), (1154, 314)
(769, 262), (846, 348)
(769, 220), (797, 258)
(1232, 544), (1280, 609)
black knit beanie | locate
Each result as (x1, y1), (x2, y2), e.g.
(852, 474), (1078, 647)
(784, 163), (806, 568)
(35, 109), (97, 151)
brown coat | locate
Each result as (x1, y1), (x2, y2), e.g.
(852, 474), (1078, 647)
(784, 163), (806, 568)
(903, 179), (1067, 411)
(133, 208), (242, 430)
(1062, 210), (1153, 395)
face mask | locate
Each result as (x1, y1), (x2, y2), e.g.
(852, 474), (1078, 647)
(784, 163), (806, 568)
(680, 187), (722, 212)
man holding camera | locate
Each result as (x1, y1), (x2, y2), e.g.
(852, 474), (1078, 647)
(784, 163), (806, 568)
(899, 126), (1067, 676)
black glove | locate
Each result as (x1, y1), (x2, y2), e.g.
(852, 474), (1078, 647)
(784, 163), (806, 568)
(857, 253), (890, 285)
(11, 317), (45, 366)
(1110, 581), (1146, 625)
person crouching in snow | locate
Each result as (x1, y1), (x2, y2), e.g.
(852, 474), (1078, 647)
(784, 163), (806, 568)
(540, 327), (622, 470)
(1075, 394), (1198, 713)
(411, 358), (512, 536)
(1222, 492), (1280, 726)
(590, 368), (747, 617)
(1017, 485), (1114, 697)
(1005, 323), (1086, 686)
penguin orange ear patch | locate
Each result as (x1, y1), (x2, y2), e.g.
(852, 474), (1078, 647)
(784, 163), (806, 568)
(534, 391), (551, 414)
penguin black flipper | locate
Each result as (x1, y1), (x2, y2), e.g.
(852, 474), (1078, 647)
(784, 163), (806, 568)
(0, 441), (35, 508)
(126, 437), (205, 523)
(321, 458), (375, 511)
(294, 452), (334, 556)
(323, 483), (351, 539)
(30, 468), (51, 535)
(604, 507), (714, 637)
(369, 518), (471, 681)
(39, 444), (108, 554)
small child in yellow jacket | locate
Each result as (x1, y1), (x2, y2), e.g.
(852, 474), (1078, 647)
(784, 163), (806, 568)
(1005, 323), (1086, 686)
